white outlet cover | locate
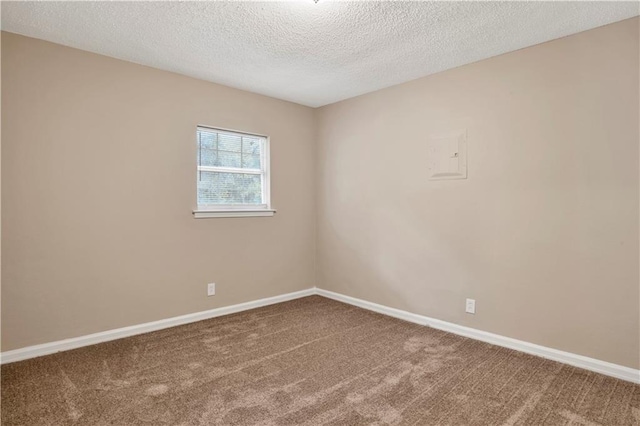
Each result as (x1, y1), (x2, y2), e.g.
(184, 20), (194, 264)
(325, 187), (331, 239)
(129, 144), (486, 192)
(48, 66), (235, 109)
(207, 283), (216, 296)
(427, 130), (467, 180)
(465, 298), (476, 314)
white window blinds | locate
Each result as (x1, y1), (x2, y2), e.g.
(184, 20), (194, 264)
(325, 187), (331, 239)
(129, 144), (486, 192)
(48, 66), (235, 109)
(196, 127), (270, 210)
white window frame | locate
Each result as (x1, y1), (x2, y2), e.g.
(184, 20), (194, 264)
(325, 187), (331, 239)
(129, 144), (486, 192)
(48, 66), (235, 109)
(193, 126), (275, 218)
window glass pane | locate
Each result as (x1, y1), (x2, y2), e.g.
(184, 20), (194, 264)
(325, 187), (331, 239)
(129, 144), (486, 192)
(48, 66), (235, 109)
(199, 131), (217, 150)
(198, 148), (217, 167)
(218, 134), (242, 152)
(242, 154), (261, 169)
(215, 151), (241, 168)
(242, 138), (261, 155)
(198, 172), (262, 205)
(198, 129), (263, 170)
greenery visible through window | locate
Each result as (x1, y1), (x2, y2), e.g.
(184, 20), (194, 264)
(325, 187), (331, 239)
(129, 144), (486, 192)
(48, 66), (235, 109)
(196, 127), (269, 210)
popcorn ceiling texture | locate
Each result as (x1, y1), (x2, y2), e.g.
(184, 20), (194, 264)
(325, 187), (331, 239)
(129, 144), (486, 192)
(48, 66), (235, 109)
(1, 1), (638, 107)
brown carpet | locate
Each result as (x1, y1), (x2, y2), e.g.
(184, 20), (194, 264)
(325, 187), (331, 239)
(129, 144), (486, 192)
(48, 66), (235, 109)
(1, 296), (639, 425)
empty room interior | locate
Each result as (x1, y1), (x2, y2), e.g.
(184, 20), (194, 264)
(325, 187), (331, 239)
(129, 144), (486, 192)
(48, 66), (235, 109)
(1, 1), (639, 425)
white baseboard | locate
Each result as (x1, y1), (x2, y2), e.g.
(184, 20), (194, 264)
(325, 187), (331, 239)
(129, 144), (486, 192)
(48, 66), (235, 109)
(316, 288), (640, 384)
(3, 286), (639, 385)
(0, 288), (315, 365)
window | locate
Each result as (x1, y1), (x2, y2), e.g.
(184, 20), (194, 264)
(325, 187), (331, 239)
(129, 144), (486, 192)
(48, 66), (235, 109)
(193, 126), (274, 218)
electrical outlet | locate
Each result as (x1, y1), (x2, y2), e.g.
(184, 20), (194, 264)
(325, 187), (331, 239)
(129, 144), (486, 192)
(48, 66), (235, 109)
(465, 298), (476, 314)
(207, 283), (216, 296)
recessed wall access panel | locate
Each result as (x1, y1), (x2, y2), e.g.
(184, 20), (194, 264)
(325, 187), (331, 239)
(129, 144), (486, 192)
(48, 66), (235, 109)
(427, 130), (467, 180)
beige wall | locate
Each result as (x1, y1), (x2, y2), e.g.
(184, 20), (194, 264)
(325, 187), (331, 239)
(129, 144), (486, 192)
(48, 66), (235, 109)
(2, 19), (639, 370)
(1, 32), (316, 351)
(316, 18), (640, 369)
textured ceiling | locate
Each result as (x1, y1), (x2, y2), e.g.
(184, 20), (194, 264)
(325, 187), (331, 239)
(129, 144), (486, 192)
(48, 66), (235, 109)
(2, 1), (638, 107)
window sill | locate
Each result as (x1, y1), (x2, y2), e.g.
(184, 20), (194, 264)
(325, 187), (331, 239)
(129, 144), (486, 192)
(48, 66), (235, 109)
(193, 209), (276, 219)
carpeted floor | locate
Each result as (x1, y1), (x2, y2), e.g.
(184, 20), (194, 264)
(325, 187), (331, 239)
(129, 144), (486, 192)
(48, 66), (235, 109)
(1, 296), (639, 425)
